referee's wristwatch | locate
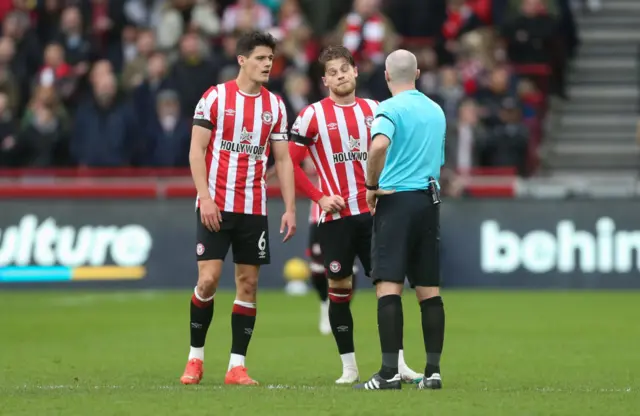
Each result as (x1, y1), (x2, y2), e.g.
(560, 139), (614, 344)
(365, 183), (379, 191)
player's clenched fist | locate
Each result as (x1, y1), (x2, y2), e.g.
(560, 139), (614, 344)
(199, 197), (222, 232)
(318, 195), (345, 214)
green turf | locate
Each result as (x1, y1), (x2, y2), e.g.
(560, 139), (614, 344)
(0, 289), (638, 415)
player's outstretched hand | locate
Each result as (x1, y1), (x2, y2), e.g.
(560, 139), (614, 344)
(280, 211), (297, 242)
(318, 195), (346, 214)
(200, 197), (223, 232)
(366, 189), (395, 216)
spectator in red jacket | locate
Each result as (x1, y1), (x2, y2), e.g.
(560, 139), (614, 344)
(438, 0), (484, 65)
(38, 43), (72, 86)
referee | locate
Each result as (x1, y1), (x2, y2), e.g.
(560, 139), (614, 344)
(354, 50), (446, 391)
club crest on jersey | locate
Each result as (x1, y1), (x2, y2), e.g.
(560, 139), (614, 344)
(196, 243), (205, 256)
(329, 261), (341, 273)
(333, 135), (367, 164)
(365, 116), (373, 129)
(262, 111), (273, 125)
(220, 126), (266, 158)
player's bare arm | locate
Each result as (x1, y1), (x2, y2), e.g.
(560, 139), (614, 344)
(271, 140), (297, 242)
(189, 125), (222, 232)
(288, 141), (345, 213)
(302, 157), (316, 175)
(366, 134), (394, 215)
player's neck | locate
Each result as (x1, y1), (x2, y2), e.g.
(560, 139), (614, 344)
(235, 75), (262, 96)
(390, 83), (416, 96)
(330, 92), (356, 107)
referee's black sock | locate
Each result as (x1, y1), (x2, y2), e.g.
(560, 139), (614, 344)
(420, 296), (445, 377)
(311, 271), (328, 302)
(398, 299), (404, 350)
(377, 294), (402, 379)
(328, 287), (354, 354)
(190, 291), (214, 349)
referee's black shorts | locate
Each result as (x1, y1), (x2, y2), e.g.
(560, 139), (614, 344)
(371, 190), (440, 288)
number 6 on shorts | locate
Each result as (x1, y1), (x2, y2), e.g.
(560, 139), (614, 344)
(230, 215), (270, 265)
(256, 230), (268, 262)
(258, 231), (267, 252)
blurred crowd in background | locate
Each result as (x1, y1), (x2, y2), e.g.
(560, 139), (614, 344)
(0, 0), (598, 194)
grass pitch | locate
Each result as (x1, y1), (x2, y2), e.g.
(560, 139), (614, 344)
(0, 289), (637, 415)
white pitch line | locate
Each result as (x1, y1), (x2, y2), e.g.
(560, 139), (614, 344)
(12, 384), (318, 391)
(10, 385), (633, 393)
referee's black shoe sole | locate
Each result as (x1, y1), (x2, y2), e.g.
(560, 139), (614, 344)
(417, 374), (443, 390)
(353, 373), (402, 390)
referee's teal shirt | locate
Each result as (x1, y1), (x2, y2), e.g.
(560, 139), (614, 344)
(370, 89), (446, 192)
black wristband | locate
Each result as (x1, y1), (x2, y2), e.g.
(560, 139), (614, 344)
(365, 183), (379, 191)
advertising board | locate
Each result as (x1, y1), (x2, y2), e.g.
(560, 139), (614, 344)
(441, 199), (640, 288)
(0, 200), (307, 289)
(2, 199), (639, 290)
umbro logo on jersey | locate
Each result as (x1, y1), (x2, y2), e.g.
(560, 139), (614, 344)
(225, 109), (236, 117)
(327, 123), (338, 131)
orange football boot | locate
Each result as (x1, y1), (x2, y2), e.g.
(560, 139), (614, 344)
(224, 366), (258, 385)
(180, 358), (204, 385)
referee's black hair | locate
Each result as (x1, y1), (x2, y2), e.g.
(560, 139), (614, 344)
(236, 31), (277, 57)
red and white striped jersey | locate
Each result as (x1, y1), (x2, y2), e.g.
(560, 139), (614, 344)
(193, 81), (288, 216)
(291, 97), (378, 222)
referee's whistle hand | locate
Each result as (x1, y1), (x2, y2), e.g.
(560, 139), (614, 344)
(318, 195), (345, 214)
(200, 198), (222, 232)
